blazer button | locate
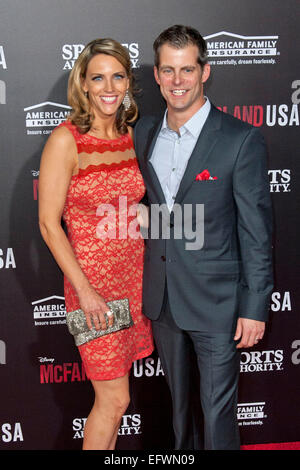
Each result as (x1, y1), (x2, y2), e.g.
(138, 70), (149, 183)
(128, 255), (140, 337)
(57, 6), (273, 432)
(161, 256), (166, 262)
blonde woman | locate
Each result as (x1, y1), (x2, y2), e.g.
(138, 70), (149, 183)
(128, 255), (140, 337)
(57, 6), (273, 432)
(39, 39), (154, 450)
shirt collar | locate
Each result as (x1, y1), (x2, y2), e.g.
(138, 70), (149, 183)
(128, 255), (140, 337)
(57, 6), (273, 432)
(161, 97), (211, 138)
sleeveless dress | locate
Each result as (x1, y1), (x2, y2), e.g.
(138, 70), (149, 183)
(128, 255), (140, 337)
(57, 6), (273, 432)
(58, 120), (154, 381)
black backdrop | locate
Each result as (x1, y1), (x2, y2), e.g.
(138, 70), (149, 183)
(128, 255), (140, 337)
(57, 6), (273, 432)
(0, 0), (299, 450)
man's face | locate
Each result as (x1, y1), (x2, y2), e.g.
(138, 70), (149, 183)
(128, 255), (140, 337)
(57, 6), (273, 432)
(154, 43), (210, 118)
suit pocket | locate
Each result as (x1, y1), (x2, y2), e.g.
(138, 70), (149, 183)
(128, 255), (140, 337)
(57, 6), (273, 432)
(191, 180), (228, 203)
(196, 259), (241, 275)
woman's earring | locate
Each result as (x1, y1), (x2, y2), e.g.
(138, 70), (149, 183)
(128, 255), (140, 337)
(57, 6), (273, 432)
(122, 90), (131, 111)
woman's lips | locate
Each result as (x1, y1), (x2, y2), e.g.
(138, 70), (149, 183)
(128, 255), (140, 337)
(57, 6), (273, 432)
(100, 95), (118, 104)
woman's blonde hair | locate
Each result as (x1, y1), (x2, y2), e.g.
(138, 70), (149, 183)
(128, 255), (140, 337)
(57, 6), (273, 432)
(67, 38), (138, 134)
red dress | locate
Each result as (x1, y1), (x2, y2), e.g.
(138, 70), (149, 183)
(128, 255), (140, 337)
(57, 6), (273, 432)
(59, 120), (154, 380)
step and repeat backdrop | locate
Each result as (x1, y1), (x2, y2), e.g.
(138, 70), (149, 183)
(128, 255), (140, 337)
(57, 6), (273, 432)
(0, 0), (299, 450)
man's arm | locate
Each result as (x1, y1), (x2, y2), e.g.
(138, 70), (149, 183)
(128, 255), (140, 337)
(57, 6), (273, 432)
(232, 127), (273, 348)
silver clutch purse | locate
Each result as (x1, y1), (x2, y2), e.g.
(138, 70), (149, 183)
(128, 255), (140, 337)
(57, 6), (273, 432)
(66, 298), (133, 346)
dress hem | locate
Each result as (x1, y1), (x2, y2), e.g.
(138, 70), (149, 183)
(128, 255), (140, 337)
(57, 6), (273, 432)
(85, 345), (155, 382)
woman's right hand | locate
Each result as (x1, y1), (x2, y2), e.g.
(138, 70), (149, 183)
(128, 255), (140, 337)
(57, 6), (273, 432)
(77, 285), (114, 331)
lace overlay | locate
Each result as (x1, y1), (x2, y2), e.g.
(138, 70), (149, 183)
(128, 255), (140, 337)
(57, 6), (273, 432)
(59, 120), (154, 380)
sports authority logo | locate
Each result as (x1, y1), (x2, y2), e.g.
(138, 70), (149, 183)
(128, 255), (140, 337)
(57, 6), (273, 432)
(268, 169), (291, 193)
(62, 43), (140, 70)
(240, 350), (283, 373)
(118, 414), (142, 436)
(237, 402), (267, 427)
(122, 43), (140, 68)
(72, 418), (87, 439)
(72, 414), (142, 439)
(204, 31), (279, 66)
(32, 295), (66, 326)
(62, 44), (85, 69)
(24, 101), (71, 136)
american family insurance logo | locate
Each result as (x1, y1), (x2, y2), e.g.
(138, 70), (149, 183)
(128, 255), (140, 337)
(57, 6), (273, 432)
(204, 31), (279, 66)
(24, 101), (71, 136)
(32, 295), (66, 326)
(237, 402), (267, 427)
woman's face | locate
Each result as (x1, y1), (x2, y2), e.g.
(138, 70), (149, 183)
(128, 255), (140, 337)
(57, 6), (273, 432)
(82, 53), (129, 120)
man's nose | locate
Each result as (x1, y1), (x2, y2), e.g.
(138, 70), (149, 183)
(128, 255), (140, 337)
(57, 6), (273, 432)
(173, 72), (182, 85)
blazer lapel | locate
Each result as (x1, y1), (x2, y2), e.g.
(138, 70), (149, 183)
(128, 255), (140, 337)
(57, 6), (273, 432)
(144, 120), (162, 164)
(174, 106), (222, 205)
(142, 119), (167, 204)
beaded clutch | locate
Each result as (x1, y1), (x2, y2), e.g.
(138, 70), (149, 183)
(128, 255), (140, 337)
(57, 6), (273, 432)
(66, 298), (133, 346)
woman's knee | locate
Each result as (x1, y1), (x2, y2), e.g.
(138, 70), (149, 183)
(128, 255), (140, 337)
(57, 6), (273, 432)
(93, 377), (130, 420)
(113, 390), (130, 416)
(97, 390), (130, 423)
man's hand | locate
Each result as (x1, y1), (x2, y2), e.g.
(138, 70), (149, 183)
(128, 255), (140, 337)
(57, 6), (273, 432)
(234, 318), (265, 349)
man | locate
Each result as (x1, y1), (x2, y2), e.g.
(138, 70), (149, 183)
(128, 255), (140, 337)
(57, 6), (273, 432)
(134, 25), (273, 450)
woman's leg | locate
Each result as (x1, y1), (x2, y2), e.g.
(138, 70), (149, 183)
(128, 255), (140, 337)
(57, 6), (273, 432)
(82, 372), (130, 450)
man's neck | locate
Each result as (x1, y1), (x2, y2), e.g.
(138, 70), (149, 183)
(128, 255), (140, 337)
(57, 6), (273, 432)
(166, 98), (206, 134)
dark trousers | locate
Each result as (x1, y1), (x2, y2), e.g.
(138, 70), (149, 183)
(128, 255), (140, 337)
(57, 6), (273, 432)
(152, 287), (241, 450)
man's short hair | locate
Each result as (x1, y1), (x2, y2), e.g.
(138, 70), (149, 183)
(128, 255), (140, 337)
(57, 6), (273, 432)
(153, 25), (208, 68)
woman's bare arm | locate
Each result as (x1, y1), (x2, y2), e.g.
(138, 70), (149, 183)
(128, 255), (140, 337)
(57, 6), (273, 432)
(38, 126), (111, 330)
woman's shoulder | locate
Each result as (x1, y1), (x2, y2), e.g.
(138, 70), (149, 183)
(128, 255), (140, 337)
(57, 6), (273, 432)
(50, 120), (79, 146)
(43, 120), (78, 159)
(54, 119), (79, 138)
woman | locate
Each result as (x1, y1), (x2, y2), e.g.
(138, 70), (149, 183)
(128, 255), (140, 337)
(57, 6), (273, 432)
(38, 38), (154, 450)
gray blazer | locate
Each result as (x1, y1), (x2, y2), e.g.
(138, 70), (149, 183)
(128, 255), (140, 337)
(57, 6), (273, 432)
(134, 105), (273, 333)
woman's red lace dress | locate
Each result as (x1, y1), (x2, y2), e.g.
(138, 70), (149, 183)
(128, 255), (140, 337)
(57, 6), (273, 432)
(58, 120), (154, 381)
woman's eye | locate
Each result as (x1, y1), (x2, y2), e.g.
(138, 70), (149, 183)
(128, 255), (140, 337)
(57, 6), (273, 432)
(92, 76), (102, 81)
(114, 74), (125, 79)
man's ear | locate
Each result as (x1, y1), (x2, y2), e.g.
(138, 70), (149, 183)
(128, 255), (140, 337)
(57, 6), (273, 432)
(154, 66), (161, 86)
(201, 63), (211, 84)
